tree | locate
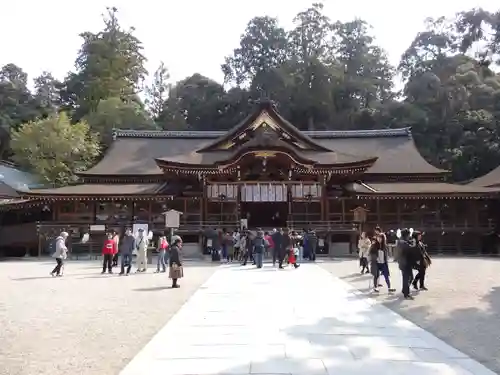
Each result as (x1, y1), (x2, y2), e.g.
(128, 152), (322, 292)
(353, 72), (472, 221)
(10, 113), (100, 186)
(85, 97), (156, 145)
(0, 64), (43, 159)
(145, 61), (170, 122)
(33, 71), (62, 112)
(67, 7), (147, 121)
(222, 16), (289, 92)
(158, 74), (228, 131)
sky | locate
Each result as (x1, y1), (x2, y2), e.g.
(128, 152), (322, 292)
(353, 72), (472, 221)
(1, 0), (499, 89)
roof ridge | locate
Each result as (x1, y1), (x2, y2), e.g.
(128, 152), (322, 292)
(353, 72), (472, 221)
(113, 127), (412, 139)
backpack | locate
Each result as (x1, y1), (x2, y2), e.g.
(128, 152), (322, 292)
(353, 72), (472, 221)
(254, 237), (265, 253)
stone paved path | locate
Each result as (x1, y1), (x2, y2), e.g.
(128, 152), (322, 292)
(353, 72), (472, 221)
(120, 263), (497, 375)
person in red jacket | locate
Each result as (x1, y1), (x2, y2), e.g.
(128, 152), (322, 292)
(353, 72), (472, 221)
(264, 231), (274, 259)
(102, 232), (117, 274)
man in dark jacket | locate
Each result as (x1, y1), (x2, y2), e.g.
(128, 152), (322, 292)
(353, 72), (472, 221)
(119, 228), (135, 276)
(306, 230), (318, 261)
(271, 229), (283, 267)
(397, 229), (418, 299)
(252, 229), (266, 268)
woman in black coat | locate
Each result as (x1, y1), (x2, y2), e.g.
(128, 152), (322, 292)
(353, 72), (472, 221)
(169, 238), (183, 288)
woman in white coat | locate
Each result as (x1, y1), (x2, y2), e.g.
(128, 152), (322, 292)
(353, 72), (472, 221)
(358, 231), (371, 274)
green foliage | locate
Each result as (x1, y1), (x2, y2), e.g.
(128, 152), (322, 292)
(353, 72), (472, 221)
(68, 7), (147, 121)
(85, 97), (157, 145)
(10, 113), (100, 186)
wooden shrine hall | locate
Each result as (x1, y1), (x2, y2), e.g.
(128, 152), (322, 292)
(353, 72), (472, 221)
(3, 100), (500, 256)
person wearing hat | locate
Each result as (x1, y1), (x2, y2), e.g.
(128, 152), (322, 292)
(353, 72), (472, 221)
(169, 237), (183, 288)
(136, 228), (149, 272)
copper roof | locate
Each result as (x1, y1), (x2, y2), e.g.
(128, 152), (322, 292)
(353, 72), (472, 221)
(156, 137), (375, 168)
(25, 183), (165, 196)
(0, 182), (20, 198)
(350, 182), (500, 195)
(82, 103), (445, 176)
(468, 166), (500, 187)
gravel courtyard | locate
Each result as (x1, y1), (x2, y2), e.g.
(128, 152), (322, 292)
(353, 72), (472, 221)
(320, 257), (500, 374)
(0, 259), (218, 375)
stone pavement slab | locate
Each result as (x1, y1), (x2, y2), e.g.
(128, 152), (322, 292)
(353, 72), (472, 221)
(120, 264), (496, 375)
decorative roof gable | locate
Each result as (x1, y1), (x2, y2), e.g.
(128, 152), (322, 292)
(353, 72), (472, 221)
(197, 100), (331, 153)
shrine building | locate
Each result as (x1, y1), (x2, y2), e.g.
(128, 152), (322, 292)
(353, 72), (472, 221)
(1, 100), (499, 256)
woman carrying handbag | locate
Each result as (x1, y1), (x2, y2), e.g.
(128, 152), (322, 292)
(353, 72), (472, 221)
(169, 237), (184, 288)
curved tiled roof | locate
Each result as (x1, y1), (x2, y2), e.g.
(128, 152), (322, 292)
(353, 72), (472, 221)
(114, 127), (412, 139)
(468, 166), (500, 187)
(82, 126), (444, 176)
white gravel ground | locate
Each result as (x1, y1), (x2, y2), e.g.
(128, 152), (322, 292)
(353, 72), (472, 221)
(0, 259), (218, 375)
(319, 257), (500, 374)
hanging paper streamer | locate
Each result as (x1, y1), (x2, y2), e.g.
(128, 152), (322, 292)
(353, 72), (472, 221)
(81, 233), (90, 244)
(409, 228), (414, 237)
(148, 231), (153, 240)
(396, 229), (402, 239)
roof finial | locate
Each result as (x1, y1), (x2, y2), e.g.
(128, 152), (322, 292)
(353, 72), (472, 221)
(254, 97), (276, 110)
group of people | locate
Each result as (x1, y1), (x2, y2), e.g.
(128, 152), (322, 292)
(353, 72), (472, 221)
(358, 226), (431, 299)
(212, 227), (320, 269)
(49, 228), (184, 288)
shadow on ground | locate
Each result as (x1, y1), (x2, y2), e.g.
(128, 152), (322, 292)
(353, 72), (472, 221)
(321, 259), (500, 374)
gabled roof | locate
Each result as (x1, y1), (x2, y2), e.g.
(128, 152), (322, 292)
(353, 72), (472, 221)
(155, 118), (378, 171)
(197, 100), (330, 153)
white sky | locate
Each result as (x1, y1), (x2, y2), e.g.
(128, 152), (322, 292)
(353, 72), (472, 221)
(0, 0), (498, 88)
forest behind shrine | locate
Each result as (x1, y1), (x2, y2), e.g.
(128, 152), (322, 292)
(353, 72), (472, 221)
(2, 4), (500, 186)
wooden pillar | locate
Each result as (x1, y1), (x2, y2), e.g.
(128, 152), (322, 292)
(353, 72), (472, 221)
(202, 177), (208, 226)
(376, 199), (381, 224)
(341, 198), (345, 222)
(320, 176), (327, 221)
(147, 201), (152, 225)
(396, 199), (401, 224)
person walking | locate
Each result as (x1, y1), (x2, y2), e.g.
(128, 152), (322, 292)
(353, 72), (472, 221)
(101, 232), (117, 274)
(119, 228), (135, 276)
(307, 230), (318, 261)
(169, 238), (184, 288)
(397, 229), (418, 300)
(412, 231), (431, 291)
(288, 230), (301, 269)
(370, 234), (396, 293)
(155, 233), (169, 273)
(358, 232), (371, 274)
(252, 229), (267, 268)
(136, 229), (149, 272)
(233, 229), (241, 260)
(50, 231), (68, 277)
(111, 230), (120, 267)
(271, 228), (283, 267)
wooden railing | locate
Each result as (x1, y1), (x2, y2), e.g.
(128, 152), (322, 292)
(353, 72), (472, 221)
(375, 219), (495, 231)
(288, 221), (356, 232)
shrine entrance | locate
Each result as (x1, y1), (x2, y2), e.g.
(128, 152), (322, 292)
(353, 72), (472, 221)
(240, 183), (288, 229)
(241, 202), (288, 229)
